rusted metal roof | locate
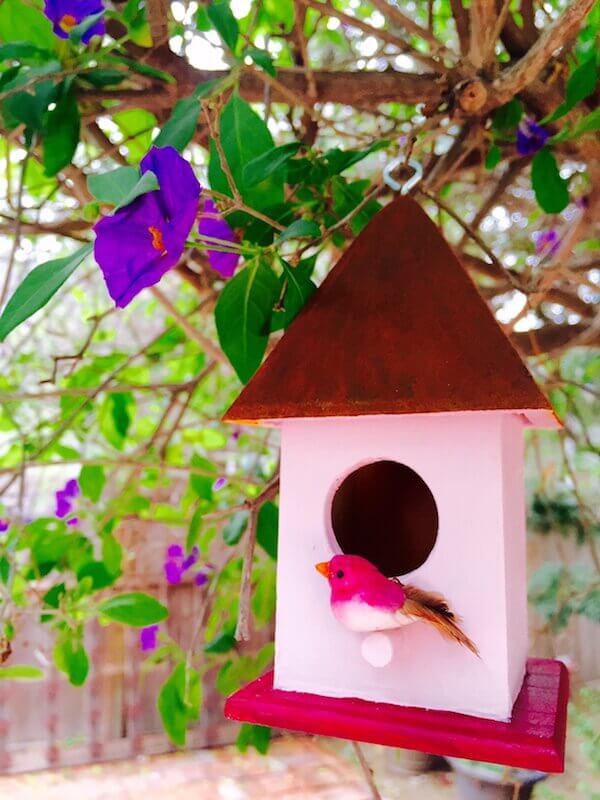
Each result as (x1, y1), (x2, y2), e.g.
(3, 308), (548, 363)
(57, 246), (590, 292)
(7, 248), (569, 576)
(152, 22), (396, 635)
(224, 196), (554, 424)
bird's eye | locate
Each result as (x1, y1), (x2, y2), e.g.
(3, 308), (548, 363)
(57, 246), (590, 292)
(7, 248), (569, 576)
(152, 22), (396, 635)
(335, 570), (344, 579)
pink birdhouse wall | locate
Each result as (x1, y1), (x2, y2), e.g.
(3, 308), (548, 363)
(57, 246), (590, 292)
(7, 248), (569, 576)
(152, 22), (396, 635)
(274, 412), (529, 721)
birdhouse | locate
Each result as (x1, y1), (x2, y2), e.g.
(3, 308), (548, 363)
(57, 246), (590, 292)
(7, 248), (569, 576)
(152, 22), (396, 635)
(223, 197), (568, 772)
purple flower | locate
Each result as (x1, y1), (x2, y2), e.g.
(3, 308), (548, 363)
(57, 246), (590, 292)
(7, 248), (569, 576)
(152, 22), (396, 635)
(195, 571), (209, 587)
(213, 476), (228, 492)
(516, 118), (550, 157)
(64, 479), (80, 498)
(534, 230), (560, 257)
(0, 519), (9, 533)
(55, 478), (80, 519)
(164, 560), (182, 585)
(66, 517), (80, 527)
(166, 543), (184, 559)
(55, 495), (71, 518)
(182, 546), (199, 571)
(43, 0), (105, 42)
(94, 147), (201, 308)
(198, 198), (240, 278)
(140, 624), (160, 652)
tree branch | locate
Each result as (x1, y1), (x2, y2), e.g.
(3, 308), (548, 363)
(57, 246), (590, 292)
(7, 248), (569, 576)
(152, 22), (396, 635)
(469, 0), (497, 67)
(491, 0), (596, 106)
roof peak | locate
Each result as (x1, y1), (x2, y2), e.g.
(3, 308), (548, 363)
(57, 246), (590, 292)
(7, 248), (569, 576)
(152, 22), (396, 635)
(224, 196), (553, 425)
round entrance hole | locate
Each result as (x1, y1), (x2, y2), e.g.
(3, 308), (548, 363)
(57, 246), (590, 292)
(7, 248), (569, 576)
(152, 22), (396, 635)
(330, 460), (439, 577)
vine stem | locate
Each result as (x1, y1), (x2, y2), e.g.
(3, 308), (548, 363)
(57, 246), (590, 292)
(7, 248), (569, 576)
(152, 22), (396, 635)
(0, 145), (30, 309)
(351, 742), (383, 800)
(235, 475), (280, 641)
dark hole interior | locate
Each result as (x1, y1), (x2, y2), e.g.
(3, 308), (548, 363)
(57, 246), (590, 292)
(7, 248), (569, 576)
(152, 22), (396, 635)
(330, 460), (439, 577)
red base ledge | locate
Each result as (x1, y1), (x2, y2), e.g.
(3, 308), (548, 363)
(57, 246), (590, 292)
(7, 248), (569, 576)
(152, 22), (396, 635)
(225, 658), (568, 773)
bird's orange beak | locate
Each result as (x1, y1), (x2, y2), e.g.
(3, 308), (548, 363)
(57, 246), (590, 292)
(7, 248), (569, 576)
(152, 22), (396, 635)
(315, 561), (330, 578)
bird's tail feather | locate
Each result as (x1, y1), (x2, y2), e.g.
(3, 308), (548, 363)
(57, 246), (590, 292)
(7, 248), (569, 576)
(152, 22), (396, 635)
(402, 584), (479, 656)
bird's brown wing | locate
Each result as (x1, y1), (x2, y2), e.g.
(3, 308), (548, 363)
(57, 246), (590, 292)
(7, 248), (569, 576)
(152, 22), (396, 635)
(399, 584), (479, 656)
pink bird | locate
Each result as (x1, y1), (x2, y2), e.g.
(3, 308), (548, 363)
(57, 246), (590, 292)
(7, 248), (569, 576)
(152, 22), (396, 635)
(316, 554), (478, 655)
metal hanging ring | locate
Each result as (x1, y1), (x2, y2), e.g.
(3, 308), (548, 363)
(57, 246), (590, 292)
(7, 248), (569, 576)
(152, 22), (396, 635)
(383, 158), (423, 195)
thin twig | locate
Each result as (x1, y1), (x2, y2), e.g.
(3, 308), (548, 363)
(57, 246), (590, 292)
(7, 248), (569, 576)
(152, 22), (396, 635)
(352, 742), (383, 800)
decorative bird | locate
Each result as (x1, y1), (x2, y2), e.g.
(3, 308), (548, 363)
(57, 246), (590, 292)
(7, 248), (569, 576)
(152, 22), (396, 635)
(315, 554), (478, 655)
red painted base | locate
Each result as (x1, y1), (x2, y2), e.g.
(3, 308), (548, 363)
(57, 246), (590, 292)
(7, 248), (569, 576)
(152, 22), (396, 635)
(225, 658), (568, 773)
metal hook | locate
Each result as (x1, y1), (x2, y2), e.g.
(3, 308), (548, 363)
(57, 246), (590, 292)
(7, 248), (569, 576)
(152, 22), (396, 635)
(383, 157), (423, 195)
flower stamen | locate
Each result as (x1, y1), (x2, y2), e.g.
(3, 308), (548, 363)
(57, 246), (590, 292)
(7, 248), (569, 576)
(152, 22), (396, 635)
(148, 225), (167, 255)
(59, 13), (77, 31)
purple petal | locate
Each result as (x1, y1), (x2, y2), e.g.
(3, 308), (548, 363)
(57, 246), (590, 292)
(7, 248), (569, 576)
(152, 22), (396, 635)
(164, 560), (182, 585)
(213, 476), (227, 491)
(182, 548), (199, 571)
(94, 193), (181, 308)
(81, 17), (106, 43)
(64, 478), (80, 498)
(195, 571), (209, 587)
(166, 543), (184, 559)
(198, 198), (240, 278)
(66, 517), (80, 526)
(516, 118), (549, 157)
(0, 519), (9, 533)
(140, 624), (159, 652)
(140, 147), (200, 238)
(55, 494), (72, 518)
(534, 230), (560, 257)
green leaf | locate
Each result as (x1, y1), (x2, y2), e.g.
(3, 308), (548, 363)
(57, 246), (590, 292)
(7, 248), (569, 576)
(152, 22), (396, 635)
(223, 511), (248, 545)
(546, 58), (598, 123)
(157, 663), (202, 746)
(0, 243), (92, 341)
(104, 55), (173, 83)
(99, 592), (168, 627)
(207, 0), (239, 51)
(112, 109), (157, 162)
(0, 0), (56, 50)
(215, 259), (279, 382)
(257, 501), (278, 559)
(208, 93), (283, 215)
(54, 638), (89, 686)
(204, 627), (236, 654)
(275, 219), (320, 243)
(43, 83), (80, 176)
(272, 258), (316, 330)
(82, 69), (127, 88)
(102, 531), (123, 575)
(242, 142), (301, 187)
(99, 392), (134, 449)
(0, 665), (44, 680)
(492, 99), (523, 132)
(323, 140), (389, 175)
(153, 96), (200, 152)
(68, 11), (105, 43)
(88, 166), (138, 205)
(190, 454), (216, 500)
(0, 42), (53, 61)
(116, 170), (159, 209)
(79, 465), (106, 503)
(236, 723), (272, 754)
(186, 506), (203, 552)
(553, 107), (600, 142)
(77, 561), (116, 590)
(244, 46), (276, 76)
(531, 148), (569, 214)
(193, 77), (223, 99)
(485, 144), (502, 170)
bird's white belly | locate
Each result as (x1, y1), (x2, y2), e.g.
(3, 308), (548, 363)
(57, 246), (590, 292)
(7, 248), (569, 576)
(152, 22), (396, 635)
(332, 600), (415, 632)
